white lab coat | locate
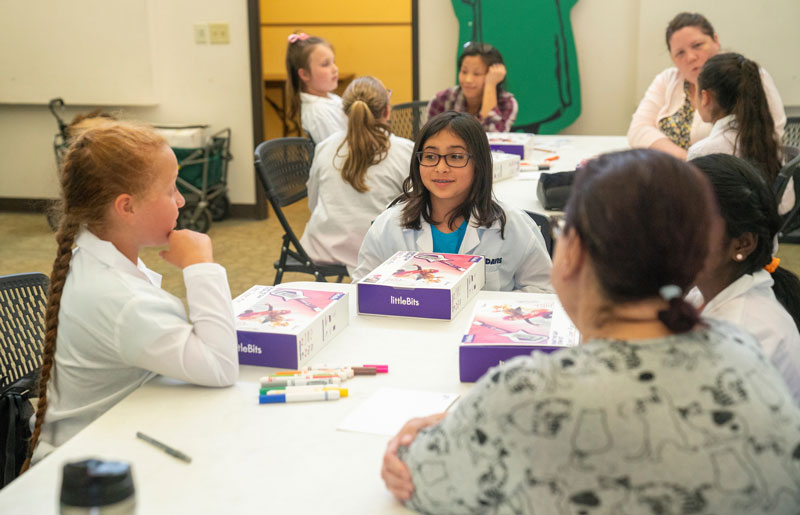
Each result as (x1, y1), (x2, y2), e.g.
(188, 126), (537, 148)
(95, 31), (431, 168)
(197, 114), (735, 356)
(687, 114), (794, 215)
(687, 270), (800, 404)
(38, 229), (238, 453)
(300, 130), (414, 274)
(300, 92), (348, 144)
(352, 202), (553, 292)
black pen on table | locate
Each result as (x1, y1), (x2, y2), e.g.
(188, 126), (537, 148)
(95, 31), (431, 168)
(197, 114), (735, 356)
(136, 431), (192, 463)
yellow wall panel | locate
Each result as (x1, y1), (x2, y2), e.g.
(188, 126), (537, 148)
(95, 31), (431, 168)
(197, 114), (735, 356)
(262, 25), (412, 104)
(260, 0), (410, 24)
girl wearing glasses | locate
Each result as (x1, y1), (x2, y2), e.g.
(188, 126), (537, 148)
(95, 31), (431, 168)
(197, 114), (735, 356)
(427, 43), (518, 133)
(352, 111), (552, 293)
(299, 77), (414, 274)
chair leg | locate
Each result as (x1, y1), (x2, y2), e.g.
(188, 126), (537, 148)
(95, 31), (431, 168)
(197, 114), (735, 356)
(274, 267), (283, 285)
(336, 274), (344, 283)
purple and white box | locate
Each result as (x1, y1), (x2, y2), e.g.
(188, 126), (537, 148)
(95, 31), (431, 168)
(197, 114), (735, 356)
(491, 151), (521, 182)
(357, 251), (485, 320)
(233, 285), (349, 369)
(459, 293), (580, 382)
(487, 132), (536, 160)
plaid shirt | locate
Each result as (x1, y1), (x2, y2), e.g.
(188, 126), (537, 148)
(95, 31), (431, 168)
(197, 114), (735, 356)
(426, 86), (518, 132)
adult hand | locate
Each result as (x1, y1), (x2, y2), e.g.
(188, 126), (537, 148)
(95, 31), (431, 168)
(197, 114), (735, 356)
(381, 412), (447, 501)
(486, 64), (507, 86)
(159, 229), (214, 268)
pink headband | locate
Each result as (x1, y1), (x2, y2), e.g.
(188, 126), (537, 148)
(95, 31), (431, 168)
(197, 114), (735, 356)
(288, 33), (310, 44)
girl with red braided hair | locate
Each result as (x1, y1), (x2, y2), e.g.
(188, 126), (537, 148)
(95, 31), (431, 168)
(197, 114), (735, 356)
(21, 121), (238, 471)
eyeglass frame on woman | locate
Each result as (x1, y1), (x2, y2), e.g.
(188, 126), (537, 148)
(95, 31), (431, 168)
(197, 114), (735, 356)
(415, 151), (473, 168)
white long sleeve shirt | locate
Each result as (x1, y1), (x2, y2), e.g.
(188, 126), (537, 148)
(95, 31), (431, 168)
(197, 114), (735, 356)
(628, 67), (786, 149)
(687, 270), (800, 404)
(687, 114), (794, 214)
(300, 130), (414, 274)
(352, 202), (553, 293)
(300, 92), (347, 144)
(40, 229), (239, 449)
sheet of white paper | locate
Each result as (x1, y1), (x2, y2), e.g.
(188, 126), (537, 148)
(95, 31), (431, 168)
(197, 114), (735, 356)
(337, 387), (459, 436)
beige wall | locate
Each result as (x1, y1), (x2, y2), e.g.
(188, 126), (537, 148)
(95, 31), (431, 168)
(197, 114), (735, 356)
(418, 0), (797, 136)
(0, 0), (255, 204)
(3, 1), (797, 204)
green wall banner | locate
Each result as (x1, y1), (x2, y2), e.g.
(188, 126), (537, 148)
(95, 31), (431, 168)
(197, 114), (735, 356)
(451, 0), (581, 134)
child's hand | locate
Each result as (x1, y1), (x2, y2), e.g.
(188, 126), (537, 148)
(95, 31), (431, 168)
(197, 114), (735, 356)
(486, 64), (507, 86)
(159, 230), (214, 268)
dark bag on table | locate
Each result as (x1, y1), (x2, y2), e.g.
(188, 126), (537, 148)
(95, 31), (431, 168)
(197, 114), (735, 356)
(536, 171), (575, 210)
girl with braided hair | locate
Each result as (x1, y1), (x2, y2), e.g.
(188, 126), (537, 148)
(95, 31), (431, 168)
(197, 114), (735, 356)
(21, 121), (238, 471)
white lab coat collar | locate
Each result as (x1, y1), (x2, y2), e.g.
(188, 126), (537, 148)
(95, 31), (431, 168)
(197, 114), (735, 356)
(709, 114), (736, 139)
(407, 213), (499, 254)
(300, 91), (338, 104)
(75, 228), (162, 287)
(703, 270), (773, 315)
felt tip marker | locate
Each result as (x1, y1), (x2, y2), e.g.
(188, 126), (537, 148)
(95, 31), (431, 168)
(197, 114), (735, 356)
(362, 364), (389, 373)
(259, 390), (341, 404)
(259, 377), (341, 387)
(260, 386), (349, 397)
(521, 164), (550, 171)
(544, 155), (560, 163)
(136, 432), (192, 464)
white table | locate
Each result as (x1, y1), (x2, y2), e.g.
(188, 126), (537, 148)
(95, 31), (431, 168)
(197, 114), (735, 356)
(492, 134), (629, 214)
(0, 283), (541, 514)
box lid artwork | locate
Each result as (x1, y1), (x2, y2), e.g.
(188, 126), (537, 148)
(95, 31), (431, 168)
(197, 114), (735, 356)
(234, 286), (349, 369)
(235, 287), (344, 333)
(358, 251), (485, 320)
(459, 294), (580, 381)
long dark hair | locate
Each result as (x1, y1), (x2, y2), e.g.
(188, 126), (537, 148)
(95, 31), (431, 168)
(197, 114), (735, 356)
(698, 52), (781, 182)
(458, 42), (506, 97)
(564, 149), (717, 333)
(691, 153), (800, 330)
(665, 12), (715, 50)
(400, 111), (506, 235)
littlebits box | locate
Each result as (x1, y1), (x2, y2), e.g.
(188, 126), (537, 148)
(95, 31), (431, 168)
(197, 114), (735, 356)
(459, 294), (580, 382)
(487, 132), (536, 160)
(357, 251), (485, 320)
(233, 286), (349, 369)
(491, 151), (521, 182)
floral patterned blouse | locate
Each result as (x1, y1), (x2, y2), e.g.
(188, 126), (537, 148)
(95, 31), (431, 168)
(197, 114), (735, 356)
(658, 81), (695, 150)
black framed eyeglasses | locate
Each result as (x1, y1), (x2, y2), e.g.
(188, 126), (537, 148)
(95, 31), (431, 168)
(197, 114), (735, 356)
(416, 152), (473, 168)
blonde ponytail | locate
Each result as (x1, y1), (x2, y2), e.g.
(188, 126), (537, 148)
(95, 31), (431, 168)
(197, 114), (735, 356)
(337, 77), (391, 193)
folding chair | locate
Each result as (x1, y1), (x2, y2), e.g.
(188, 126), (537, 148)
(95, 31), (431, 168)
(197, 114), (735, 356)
(525, 211), (554, 257)
(0, 272), (48, 487)
(254, 138), (348, 284)
(783, 116), (800, 149)
(776, 152), (800, 243)
(390, 101), (429, 141)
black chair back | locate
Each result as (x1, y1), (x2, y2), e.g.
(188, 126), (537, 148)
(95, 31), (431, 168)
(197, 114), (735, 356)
(390, 101), (429, 141)
(525, 211), (554, 257)
(0, 273), (48, 395)
(253, 138), (348, 284)
(0, 272), (46, 487)
(783, 116), (800, 149)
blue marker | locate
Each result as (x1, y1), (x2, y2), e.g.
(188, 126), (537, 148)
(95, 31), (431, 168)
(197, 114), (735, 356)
(259, 390), (342, 404)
